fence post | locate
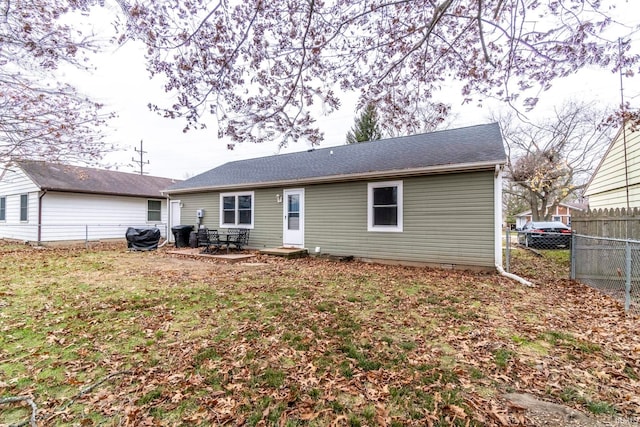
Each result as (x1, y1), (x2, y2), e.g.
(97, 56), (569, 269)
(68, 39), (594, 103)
(85, 225), (89, 249)
(570, 232), (576, 280)
(626, 241), (631, 312)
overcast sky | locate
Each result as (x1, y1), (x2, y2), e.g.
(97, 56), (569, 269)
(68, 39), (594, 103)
(61, 1), (640, 180)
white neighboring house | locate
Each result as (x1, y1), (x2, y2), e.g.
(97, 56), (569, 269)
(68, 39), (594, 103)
(0, 161), (179, 243)
(584, 124), (640, 210)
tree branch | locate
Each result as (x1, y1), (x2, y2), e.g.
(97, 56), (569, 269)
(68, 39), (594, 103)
(0, 396), (37, 427)
(0, 371), (132, 427)
(476, 0), (495, 67)
(377, 0), (454, 84)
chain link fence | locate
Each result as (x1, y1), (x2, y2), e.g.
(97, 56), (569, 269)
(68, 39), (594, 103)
(571, 234), (640, 314)
(0, 223), (168, 247)
(504, 229), (639, 314)
(516, 228), (572, 250)
(504, 228), (571, 272)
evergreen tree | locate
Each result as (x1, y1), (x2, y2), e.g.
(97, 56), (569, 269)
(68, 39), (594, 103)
(346, 104), (383, 144)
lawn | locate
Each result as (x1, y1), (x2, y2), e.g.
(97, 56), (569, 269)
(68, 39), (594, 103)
(1, 242), (639, 426)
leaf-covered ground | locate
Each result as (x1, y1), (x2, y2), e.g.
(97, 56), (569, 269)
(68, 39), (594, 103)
(1, 243), (639, 426)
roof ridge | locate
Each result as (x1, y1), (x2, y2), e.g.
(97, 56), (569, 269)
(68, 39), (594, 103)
(15, 159), (178, 182)
(219, 122), (501, 167)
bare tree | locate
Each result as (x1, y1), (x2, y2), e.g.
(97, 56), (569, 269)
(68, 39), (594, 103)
(115, 0), (638, 146)
(497, 102), (614, 221)
(503, 180), (529, 226)
(0, 0), (114, 166)
(384, 102), (453, 138)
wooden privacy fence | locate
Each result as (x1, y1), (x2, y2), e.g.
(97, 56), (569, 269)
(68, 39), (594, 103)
(571, 208), (640, 239)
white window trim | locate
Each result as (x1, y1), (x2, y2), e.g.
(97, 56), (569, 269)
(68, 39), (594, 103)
(147, 199), (162, 222)
(219, 191), (255, 229)
(367, 180), (403, 232)
(0, 196), (5, 222)
(20, 193), (28, 222)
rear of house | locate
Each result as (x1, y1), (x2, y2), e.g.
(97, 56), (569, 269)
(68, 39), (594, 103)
(166, 123), (507, 270)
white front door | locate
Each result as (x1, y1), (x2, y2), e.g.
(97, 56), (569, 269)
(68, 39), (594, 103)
(169, 200), (181, 242)
(283, 189), (304, 247)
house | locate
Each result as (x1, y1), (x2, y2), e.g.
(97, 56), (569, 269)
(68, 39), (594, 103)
(165, 123), (507, 270)
(584, 123), (640, 210)
(514, 201), (587, 229)
(0, 161), (178, 243)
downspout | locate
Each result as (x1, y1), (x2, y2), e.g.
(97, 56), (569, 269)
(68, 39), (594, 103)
(38, 189), (47, 244)
(494, 165), (504, 269)
(495, 164), (532, 286)
(496, 263), (533, 287)
(158, 193), (171, 248)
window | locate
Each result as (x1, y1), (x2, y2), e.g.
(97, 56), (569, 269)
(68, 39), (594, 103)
(220, 192), (254, 228)
(0, 197), (5, 221)
(368, 181), (403, 232)
(147, 200), (162, 221)
(552, 216), (561, 222)
(20, 194), (28, 221)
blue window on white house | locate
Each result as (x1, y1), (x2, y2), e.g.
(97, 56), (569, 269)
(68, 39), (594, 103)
(220, 192), (254, 228)
(367, 181), (403, 232)
(20, 194), (28, 221)
(147, 200), (162, 221)
(0, 197), (5, 221)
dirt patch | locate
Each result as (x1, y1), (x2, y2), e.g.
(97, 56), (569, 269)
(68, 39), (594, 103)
(506, 393), (639, 426)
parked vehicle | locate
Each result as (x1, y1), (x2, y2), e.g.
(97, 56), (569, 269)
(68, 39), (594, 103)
(517, 221), (572, 249)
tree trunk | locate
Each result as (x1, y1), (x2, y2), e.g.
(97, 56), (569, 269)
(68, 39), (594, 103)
(529, 190), (549, 221)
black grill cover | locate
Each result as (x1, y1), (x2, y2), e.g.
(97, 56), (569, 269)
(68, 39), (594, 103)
(126, 227), (161, 251)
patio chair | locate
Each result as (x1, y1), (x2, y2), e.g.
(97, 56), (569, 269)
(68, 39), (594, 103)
(226, 228), (250, 252)
(197, 228), (221, 254)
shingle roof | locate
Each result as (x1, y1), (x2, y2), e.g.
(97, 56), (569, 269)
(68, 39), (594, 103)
(167, 123), (506, 193)
(16, 161), (178, 198)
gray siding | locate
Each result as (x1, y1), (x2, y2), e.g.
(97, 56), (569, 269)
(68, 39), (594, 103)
(252, 191), (283, 247)
(173, 171), (496, 268)
(174, 189), (282, 248)
(304, 171), (495, 267)
(176, 193), (219, 228)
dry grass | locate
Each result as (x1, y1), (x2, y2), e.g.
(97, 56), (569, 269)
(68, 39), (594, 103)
(0, 242), (639, 426)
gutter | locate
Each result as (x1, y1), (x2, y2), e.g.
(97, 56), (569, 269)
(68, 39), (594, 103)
(39, 187), (165, 199)
(163, 159), (506, 195)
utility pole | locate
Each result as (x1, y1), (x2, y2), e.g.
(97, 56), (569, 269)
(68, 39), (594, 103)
(132, 140), (149, 175)
(618, 38), (630, 239)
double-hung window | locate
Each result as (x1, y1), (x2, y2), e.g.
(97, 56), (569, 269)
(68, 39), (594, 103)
(367, 181), (403, 232)
(20, 194), (28, 222)
(0, 197), (5, 221)
(220, 191), (254, 228)
(147, 200), (162, 221)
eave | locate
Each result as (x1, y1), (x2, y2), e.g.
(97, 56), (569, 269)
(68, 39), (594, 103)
(38, 187), (166, 199)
